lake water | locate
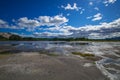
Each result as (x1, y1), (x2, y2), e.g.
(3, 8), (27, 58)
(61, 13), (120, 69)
(0, 41), (120, 80)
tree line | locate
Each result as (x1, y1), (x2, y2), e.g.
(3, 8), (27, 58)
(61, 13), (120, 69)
(0, 34), (119, 41)
(0, 34), (89, 41)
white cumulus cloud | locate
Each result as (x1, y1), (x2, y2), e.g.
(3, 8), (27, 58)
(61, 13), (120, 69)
(89, 2), (93, 6)
(61, 3), (81, 11)
(0, 15), (69, 32)
(33, 18), (120, 39)
(92, 13), (102, 21)
(103, 0), (117, 6)
(86, 16), (92, 19)
(0, 16), (120, 39)
(0, 19), (9, 28)
(68, 18), (120, 39)
(80, 9), (85, 14)
(38, 14), (68, 27)
(94, 7), (99, 11)
(18, 17), (40, 27)
(0, 19), (18, 29)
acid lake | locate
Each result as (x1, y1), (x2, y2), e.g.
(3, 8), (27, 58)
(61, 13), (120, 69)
(0, 41), (120, 80)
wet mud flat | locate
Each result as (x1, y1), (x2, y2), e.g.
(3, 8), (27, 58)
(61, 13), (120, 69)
(0, 41), (120, 80)
(0, 52), (108, 80)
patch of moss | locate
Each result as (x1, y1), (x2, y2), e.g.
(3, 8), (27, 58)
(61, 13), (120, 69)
(72, 52), (95, 57)
(0, 54), (11, 59)
(93, 62), (96, 64)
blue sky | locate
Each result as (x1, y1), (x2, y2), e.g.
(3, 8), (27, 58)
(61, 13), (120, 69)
(0, 0), (120, 39)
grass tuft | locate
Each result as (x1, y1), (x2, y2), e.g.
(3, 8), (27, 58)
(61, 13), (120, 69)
(72, 52), (95, 57)
(72, 52), (102, 61)
(0, 51), (12, 59)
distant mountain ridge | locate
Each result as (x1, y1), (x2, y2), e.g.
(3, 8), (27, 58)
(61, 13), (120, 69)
(0, 32), (22, 40)
(0, 32), (13, 39)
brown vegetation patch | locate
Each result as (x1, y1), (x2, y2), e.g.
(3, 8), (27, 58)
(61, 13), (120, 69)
(72, 52), (102, 61)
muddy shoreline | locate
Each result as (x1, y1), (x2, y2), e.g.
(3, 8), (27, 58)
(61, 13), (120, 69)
(0, 52), (108, 80)
(0, 41), (120, 80)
